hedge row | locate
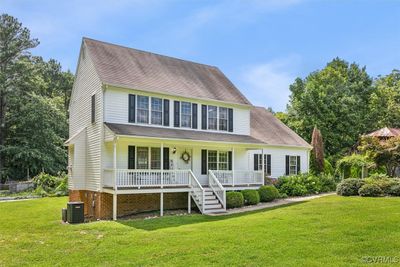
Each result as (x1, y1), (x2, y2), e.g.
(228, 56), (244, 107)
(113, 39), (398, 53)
(336, 176), (400, 197)
(226, 186), (280, 209)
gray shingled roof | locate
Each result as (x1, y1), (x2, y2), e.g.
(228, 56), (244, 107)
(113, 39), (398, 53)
(250, 107), (312, 148)
(104, 107), (311, 148)
(105, 123), (264, 145)
(84, 38), (251, 105)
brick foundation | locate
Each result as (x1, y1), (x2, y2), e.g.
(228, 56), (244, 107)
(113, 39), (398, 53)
(69, 190), (189, 220)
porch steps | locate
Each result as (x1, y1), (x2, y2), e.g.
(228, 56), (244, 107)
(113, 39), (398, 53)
(202, 188), (226, 214)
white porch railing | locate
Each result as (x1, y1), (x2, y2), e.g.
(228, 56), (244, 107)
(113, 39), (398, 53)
(208, 170), (226, 210)
(103, 169), (191, 188)
(189, 170), (205, 213)
(211, 170), (264, 186)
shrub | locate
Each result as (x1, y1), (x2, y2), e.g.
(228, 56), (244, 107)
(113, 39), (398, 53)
(368, 173), (390, 180)
(258, 185), (279, 202)
(241, 190), (260, 205)
(358, 184), (383, 197)
(226, 192), (244, 208)
(389, 185), (400, 196)
(336, 178), (365, 196)
(319, 175), (338, 192)
(32, 172), (68, 197)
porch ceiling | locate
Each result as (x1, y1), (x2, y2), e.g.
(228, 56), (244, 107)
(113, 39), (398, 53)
(104, 123), (265, 145)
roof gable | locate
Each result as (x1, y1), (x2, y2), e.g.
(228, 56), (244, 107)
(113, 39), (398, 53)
(83, 38), (251, 105)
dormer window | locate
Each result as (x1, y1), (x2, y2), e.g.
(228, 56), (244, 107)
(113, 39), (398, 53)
(137, 96), (149, 123)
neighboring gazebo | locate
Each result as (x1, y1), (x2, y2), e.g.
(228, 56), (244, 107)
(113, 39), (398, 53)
(367, 127), (400, 140)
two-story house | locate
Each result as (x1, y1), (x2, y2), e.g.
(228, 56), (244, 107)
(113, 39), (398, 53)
(66, 38), (311, 220)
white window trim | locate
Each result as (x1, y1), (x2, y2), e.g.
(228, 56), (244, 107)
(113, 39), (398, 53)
(150, 97), (163, 125)
(206, 105), (229, 132)
(180, 101), (192, 128)
(289, 155), (298, 175)
(135, 146), (162, 170)
(208, 150), (229, 171)
(136, 95), (165, 126)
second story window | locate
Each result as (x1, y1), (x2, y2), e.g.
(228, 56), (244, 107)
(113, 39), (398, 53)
(91, 94), (95, 123)
(181, 102), (192, 128)
(208, 105), (218, 130)
(137, 96), (149, 123)
(219, 107), (228, 131)
(151, 97), (163, 125)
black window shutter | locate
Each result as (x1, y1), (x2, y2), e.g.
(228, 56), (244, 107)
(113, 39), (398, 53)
(201, 149), (207, 175)
(91, 94), (95, 123)
(267, 154), (271, 175)
(163, 99), (170, 126)
(254, 154), (259, 171)
(228, 151), (232, 171)
(297, 156), (301, 174)
(174, 101), (180, 127)
(201, 105), (207, 130)
(128, 146), (135, 169)
(128, 94), (136, 123)
(228, 108), (233, 132)
(285, 155), (290, 175)
(192, 103), (198, 129)
(163, 147), (169, 170)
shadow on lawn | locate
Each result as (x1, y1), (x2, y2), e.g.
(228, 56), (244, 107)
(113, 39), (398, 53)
(117, 201), (305, 231)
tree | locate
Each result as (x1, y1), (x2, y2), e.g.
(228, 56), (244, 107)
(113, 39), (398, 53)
(368, 70), (400, 129)
(310, 127), (324, 174)
(0, 14), (39, 181)
(286, 58), (374, 159)
(358, 136), (400, 177)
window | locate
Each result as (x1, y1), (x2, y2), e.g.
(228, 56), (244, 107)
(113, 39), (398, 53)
(181, 102), (192, 128)
(207, 150), (218, 171)
(150, 148), (161, 169)
(289, 156), (297, 175)
(136, 147), (149, 169)
(218, 151), (228, 170)
(151, 97), (163, 125)
(255, 154), (271, 175)
(91, 94), (95, 123)
(137, 96), (149, 123)
(219, 107), (228, 131)
(208, 106), (218, 130)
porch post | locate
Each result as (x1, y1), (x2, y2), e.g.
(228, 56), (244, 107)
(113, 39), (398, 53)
(188, 192), (191, 214)
(113, 138), (117, 189)
(261, 149), (265, 185)
(160, 192), (164, 216)
(232, 147), (235, 187)
(160, 143), (164, 188)
(113, 193), (117, 221)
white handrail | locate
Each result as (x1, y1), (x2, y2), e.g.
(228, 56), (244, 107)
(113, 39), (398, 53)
(212, 170), (263, 186)
(208, 170), (226, 210)
(188, 170), (205, 213)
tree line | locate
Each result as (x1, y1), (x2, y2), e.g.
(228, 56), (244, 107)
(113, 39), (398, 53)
(277, 58), (400, 163)
(0, 14), (73, 182)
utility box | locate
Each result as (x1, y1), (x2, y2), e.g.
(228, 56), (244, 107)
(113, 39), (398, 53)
(61, 208), (67, 222)
(67, 202), (84, 224)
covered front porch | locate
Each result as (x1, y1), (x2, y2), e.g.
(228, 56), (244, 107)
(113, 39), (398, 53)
(102, 127), (268, 219)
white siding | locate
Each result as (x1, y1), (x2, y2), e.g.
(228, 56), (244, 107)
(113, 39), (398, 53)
(248, 147), (309, 178)
(104, 87), (250, 135)
(68, 129), (86, 190)
(68, 44), (103, 191)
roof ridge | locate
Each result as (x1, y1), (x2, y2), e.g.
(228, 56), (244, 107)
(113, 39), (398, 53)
(82, 37), (219, 70)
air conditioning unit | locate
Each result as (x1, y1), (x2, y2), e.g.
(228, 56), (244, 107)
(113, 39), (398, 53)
(67, 202), (84, 224)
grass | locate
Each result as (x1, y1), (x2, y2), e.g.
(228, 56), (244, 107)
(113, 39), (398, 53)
(1, 196), (400, 266)
(0, 189), (39, 198)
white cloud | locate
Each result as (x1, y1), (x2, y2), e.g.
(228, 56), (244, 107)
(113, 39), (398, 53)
(240, 55), (301, 112)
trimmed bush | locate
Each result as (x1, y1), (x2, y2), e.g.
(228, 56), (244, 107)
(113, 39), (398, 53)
(336, 178), (365, 196)
(358, 184), (383, 197)
(258, 185), (279, 202)
(319, 175), (338, 192)
(389, 185), (400, 196)
(241, 190), (260, 205)
(226, 192), (244, 208)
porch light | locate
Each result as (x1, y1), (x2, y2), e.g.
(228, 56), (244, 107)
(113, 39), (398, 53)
(173, 147), (177, 154)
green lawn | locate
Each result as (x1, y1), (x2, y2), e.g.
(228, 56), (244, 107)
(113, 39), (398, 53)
(1, 196), (400, 266)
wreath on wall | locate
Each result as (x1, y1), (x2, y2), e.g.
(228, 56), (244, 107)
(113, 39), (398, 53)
(181, 151), (191, 164)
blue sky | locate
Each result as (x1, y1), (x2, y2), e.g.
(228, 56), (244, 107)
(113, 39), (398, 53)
(2, 0), (400, 111)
